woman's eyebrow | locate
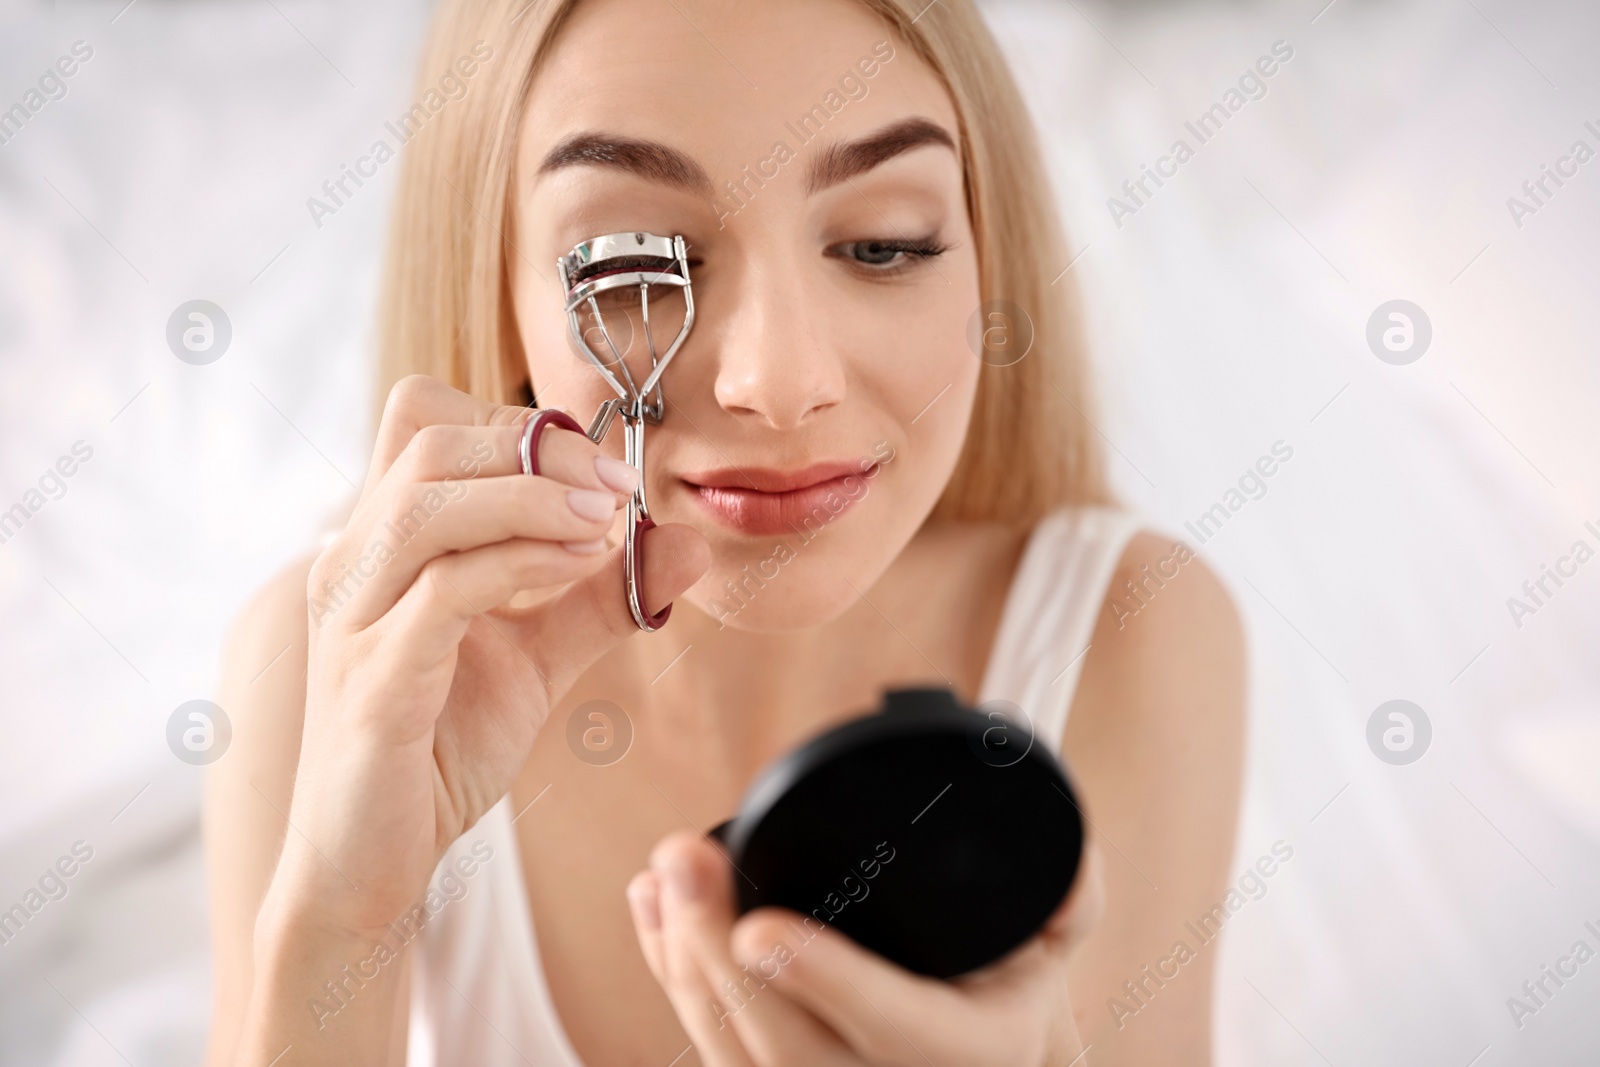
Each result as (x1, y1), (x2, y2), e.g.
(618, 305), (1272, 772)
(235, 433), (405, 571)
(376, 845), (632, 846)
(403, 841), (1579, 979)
(538, 132), (713, 197)
(805, 117), (957, 195)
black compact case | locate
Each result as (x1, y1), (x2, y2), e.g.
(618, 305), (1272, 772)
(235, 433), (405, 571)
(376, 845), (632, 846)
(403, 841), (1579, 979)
(709, 688), (1084, 979)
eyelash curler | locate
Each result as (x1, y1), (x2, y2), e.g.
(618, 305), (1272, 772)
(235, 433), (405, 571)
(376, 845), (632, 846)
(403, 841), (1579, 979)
(519, 231), (695, 633)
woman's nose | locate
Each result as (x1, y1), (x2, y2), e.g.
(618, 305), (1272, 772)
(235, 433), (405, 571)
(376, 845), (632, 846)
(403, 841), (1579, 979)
(710, 266), (846, 431)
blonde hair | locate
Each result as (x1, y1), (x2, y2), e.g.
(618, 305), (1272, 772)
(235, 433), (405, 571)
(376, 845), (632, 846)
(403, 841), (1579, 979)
(377, 0), (1108, 526)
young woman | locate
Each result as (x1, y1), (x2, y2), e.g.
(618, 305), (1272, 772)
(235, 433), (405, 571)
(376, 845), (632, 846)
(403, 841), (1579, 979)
(204, 0), (1245, 1063)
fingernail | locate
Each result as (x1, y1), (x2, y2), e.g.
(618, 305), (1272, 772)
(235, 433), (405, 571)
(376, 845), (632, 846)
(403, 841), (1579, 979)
(594, 456), (641, 495)
(659, 850), (701, 904)
(563, 538), (607, 555)
(567, 488), (617, 521)
(628, 874), (662, 931)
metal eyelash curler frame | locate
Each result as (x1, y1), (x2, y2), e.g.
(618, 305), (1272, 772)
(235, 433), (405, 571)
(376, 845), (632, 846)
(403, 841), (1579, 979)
(520, 231), (695, 633)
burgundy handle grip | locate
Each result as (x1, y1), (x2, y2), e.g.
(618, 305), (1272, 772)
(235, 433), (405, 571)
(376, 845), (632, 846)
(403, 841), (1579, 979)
(519, 408), (584, 477)
(631, 515), (672, 630)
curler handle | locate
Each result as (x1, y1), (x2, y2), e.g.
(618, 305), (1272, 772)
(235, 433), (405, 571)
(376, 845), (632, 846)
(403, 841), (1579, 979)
(524, 406), (666, 633)
(518, 408), (584, 477)
(625, 513), (672, 632)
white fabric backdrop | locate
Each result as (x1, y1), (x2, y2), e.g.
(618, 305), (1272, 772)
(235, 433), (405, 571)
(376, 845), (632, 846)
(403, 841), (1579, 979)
(984, 1), (1600, 1063)
(0, 0), (1596, 1063)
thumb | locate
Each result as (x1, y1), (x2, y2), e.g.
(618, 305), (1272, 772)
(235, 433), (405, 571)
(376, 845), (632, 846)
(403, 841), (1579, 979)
(1040, 838), (1104, 951)
(522, 521), (710, 697)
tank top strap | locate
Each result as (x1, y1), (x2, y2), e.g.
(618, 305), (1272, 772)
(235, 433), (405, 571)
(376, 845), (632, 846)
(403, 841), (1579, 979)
(977, 506), (1143, 758)
(406, 796), (586, 1067)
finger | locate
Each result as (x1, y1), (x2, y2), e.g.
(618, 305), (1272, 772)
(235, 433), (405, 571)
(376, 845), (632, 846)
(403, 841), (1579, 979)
(635, 866), (843, 1065)
(1039, 838), (1104, 951)
(352, 535), (611, 674)
(519, 522), (711, 698)
(382, 420), (639, 497)
(627, 869), (667, 982)
(643, 839), (756, 1067)
(652, 833), (849, 1067)
(730, 908), (973, 1065)
(767, 845), (1103, 1054)
(758, 845), (1103, 1066)
(383, 422), (525, 482)
(320, 475), (620, 627)
(539, 426), (640, 496)
(366, 375), (531, 494)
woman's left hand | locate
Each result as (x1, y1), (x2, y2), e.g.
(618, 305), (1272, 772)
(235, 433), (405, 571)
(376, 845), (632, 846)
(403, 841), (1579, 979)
(626, 832), (1103, 1067)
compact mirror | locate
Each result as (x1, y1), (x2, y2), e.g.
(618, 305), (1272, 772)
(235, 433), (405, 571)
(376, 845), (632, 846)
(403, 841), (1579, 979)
(710, 688), (1085, 978)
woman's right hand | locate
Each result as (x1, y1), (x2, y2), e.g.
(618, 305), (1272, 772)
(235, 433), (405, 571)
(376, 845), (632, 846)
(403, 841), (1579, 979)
(253, 373), (708, 967)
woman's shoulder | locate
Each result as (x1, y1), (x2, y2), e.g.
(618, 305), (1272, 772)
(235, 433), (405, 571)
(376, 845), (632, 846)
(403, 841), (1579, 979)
(217, 501), (351, 713)
(1049, 513), (1247, 1048)
(1108, 527), (1239, 641)
(219, 553), (316, 709)
(1062, 510), (1246, 860)
(1022, 502), (1245, 750)
(227, 551), (316, 666)
(1080, 510), (1244, 697)
(211, 550), (319, 800)
(1033, 503), (1240, 650)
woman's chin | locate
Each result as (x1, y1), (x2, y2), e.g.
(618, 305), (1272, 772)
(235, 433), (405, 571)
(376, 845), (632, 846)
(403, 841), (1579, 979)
(683, 562), (865, 633)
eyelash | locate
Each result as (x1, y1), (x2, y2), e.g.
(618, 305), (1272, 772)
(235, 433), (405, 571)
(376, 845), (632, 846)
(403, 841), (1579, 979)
(830, 236), (951, 275)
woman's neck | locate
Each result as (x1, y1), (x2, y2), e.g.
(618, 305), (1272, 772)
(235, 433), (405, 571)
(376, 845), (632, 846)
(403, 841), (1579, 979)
(603, 519), (1030, 782)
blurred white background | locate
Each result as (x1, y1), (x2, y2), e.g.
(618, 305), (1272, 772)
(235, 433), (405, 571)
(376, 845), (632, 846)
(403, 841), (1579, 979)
(1, 0), (1597, 1063)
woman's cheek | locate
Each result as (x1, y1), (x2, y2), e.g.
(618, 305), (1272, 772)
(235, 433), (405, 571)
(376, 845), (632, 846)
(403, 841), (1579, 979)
(884, 289), (980, 422)
(895, 319), (981, 477)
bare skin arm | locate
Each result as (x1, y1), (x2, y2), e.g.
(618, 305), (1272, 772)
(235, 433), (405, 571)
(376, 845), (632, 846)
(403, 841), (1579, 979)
(205, 555), (420, 1067)
(1064, 532), (1248, 1064)
(203, 556), (311, 1067)
(202, 376), (709, 1066)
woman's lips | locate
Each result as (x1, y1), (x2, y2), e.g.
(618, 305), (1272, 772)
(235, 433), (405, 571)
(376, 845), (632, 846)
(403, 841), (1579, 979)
(683, 461), (877, 536)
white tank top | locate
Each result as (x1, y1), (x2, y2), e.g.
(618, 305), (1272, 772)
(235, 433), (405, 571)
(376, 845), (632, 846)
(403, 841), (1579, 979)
(404, 505), (1142, 1066)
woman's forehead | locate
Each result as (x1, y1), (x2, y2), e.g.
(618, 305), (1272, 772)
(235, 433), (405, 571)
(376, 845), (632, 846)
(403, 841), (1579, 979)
(520, 0), (956, 184)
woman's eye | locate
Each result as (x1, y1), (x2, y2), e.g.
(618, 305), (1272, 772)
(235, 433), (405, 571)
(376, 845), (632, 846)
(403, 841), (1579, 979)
(831, 237), (950, 270)
(849, 240), (906, 265)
